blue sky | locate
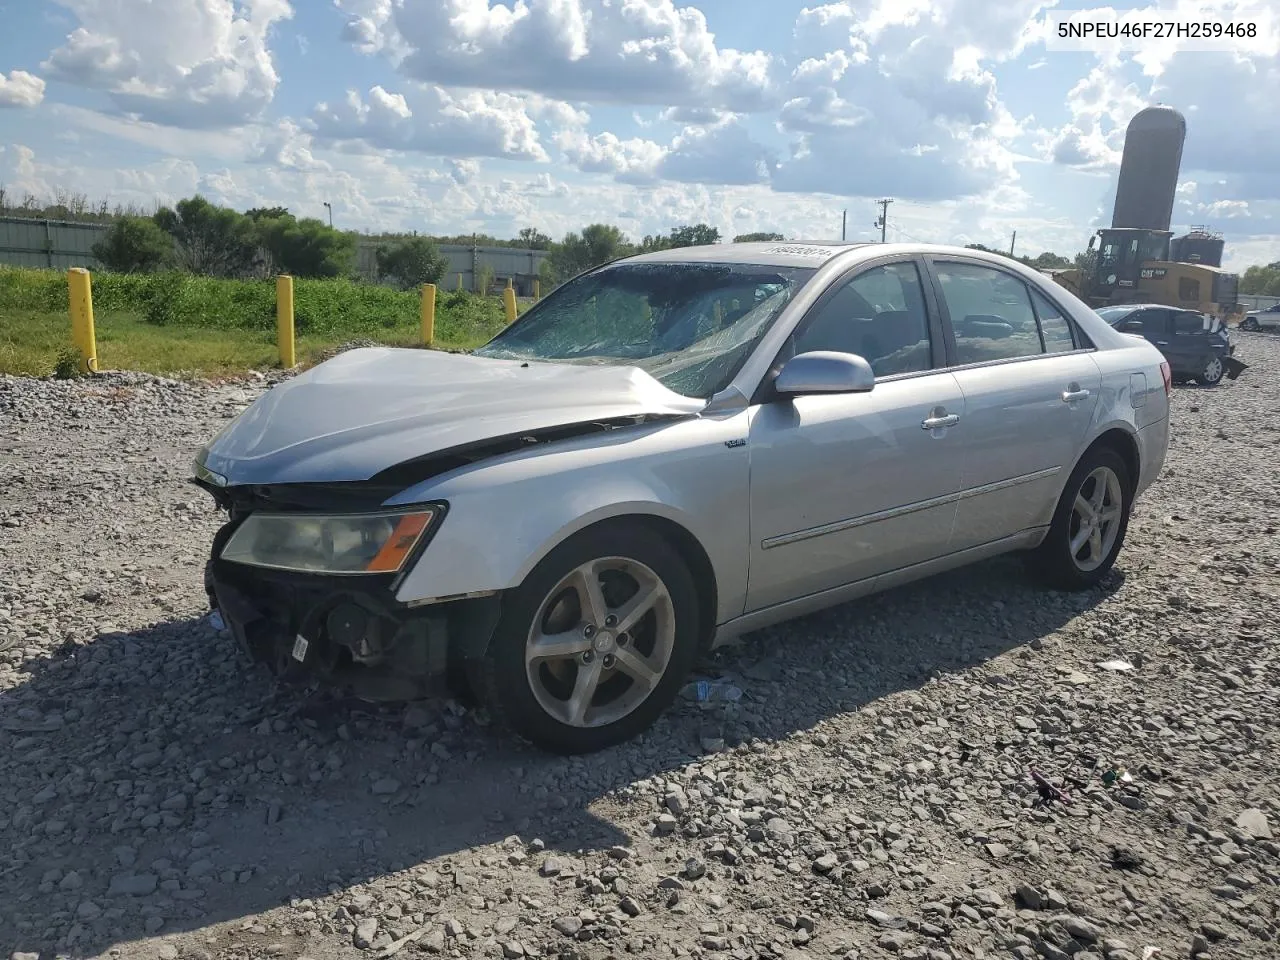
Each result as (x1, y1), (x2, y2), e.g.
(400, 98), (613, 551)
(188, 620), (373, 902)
(0, 0), (1276, 267)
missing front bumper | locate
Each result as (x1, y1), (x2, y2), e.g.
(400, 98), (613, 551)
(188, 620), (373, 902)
(204, 554), (501, 702)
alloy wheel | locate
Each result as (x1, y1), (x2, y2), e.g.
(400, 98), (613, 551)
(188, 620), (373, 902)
(1069, 466), (1124, 573)
(524, 556), (676, 728)
(1201, 357), (1224, 383)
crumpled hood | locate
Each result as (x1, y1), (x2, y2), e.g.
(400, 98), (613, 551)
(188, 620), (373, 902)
(199, 347), (705, 485)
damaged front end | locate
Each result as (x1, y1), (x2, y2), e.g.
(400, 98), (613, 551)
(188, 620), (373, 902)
(195, 481), (502, 702)
(190, 412), (683, 702)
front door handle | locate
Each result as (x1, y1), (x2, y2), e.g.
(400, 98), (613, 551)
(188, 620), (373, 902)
(1062, 388), (1091, 402)
(921, 413), (960, 430)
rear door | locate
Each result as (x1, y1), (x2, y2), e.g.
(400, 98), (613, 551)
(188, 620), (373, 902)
(1169, 311), (1209, 372)
(922, 257), (1102, 548)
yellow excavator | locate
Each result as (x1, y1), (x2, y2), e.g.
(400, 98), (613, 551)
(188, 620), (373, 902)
(1045, 105), (1242, 322)
(1047, 226), (1242, 322)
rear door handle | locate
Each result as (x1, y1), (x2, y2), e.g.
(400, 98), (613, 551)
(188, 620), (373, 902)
(1062, 388), (1091, 402)
(921, 413), (960, 430)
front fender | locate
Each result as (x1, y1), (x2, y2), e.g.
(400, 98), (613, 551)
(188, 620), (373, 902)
(386, 412), (754, 626)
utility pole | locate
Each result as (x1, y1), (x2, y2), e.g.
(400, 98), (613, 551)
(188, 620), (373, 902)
(1009, 230), (1017, 257)
(874, 198), (893, 242)
(841, 209), (847, 242)
(323, 201), (333, 227)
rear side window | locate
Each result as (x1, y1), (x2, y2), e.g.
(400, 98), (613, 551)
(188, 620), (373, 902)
(1174, 313), (1203, 335)
(791, 262), (933, 377)
(1030, 289), (1077, 353)
(934, 262), (1042, 364)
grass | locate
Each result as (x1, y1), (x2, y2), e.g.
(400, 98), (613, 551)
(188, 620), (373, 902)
(0, 267), (519, 377)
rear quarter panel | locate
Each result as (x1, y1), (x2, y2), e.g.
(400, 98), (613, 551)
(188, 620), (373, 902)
(386, 413), (754, 626)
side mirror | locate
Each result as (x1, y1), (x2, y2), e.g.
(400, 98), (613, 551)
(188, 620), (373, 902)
(774, 351), (875, 396)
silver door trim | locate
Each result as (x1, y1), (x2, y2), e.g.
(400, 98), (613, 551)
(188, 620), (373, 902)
(761, 466), (1061, 550)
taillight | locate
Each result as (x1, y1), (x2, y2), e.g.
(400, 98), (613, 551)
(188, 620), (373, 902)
(1159, 361), (1172, 397)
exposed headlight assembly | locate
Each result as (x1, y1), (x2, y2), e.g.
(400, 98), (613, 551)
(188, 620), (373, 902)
(220, 507), (440, 575)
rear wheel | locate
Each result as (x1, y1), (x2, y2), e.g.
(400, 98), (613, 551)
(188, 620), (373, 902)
(1029, 447), (1132, 590)
(1196, 355), (1225, 386)
(472, 522), (701, 754)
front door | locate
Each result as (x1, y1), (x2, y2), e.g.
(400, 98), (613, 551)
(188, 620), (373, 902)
(745, 259), (966, 612)
(925, 259), (1102, 547)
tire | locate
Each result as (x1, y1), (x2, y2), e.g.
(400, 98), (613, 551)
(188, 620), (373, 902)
(1028, 446), (1132, 591)
(1242, 318), (1259, 332)
(1196, 355), (1225, 386)
(471, 521), (701, 754)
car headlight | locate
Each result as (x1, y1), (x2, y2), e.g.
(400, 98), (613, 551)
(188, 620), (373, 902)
(220, 508), (439, 575)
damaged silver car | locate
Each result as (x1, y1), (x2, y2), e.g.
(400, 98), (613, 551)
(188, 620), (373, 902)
(193, 242), (1171, 754)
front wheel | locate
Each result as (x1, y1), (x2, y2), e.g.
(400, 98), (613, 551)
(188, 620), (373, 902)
(471, 522), (701, 754)
(1196, 355), (1225, 386)
(1241, 317), (1259, 332)
(1028, 447), (1132, 590)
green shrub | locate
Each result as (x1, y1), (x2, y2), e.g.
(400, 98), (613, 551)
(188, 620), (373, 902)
(0, 266), (513, 349)
(53, 346), (82, 379)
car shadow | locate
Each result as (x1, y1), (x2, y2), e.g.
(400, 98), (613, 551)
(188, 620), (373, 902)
(0, 556), (1123, 958)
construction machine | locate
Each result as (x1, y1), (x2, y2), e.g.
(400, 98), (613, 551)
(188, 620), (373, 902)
(1047, 226), (1241, 322)
(1046, 105), (1241, 322)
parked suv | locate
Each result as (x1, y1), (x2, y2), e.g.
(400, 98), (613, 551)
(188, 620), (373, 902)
(1240, 303), (1280, 332)
(1096, 304), (1243, 386)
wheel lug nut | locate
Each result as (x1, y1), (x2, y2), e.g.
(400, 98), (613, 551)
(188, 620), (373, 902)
(582, 651), (594, 664)
(616, 633), (629, 646)
(602, 654), (615, 669)
(583, 624), (596, 639)
(604, 615), (618, 627)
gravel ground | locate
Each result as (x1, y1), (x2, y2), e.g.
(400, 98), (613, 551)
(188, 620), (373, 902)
(2, 333), (1278, 960)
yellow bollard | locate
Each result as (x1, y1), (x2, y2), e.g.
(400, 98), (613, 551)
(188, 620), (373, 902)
(503, 285), (517, 323)
(420, 282), (436, 346)
(533, 279), (541, 300)
(276, 275), (296, 368)
(456, 273), (463, 291)
(67, 268), (98, 374)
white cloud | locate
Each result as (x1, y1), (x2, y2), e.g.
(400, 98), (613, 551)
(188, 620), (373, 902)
(249, 119), (329, 172)
(42, 0), (293, 128)
(658, 118), (774, 186)
(553, 130), (666, 184)
(310, 84), (554, 161)
(0, 70), (46, 108)
(340, 0), (779, 112)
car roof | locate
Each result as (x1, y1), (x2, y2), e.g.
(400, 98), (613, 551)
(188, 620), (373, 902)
(615, 240), (1075, 270)
(618, 241), (874, 268)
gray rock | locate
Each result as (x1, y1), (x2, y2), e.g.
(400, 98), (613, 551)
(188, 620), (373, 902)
(540, 856), (565, 877)
(554, 917), (583, 937)
(371, 778), (400, 795)
(107, 872), (158, 896)
(353, 917), (379, 949)
(1236, 808), (1272, 839)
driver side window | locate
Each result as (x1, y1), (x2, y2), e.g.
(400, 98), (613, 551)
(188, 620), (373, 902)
(790, 262), (933, 377)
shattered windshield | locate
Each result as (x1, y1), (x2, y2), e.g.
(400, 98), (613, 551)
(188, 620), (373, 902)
(473, 261), (817, 399)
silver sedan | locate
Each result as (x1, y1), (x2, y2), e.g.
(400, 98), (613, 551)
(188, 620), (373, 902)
(193, 241), (1171, 754)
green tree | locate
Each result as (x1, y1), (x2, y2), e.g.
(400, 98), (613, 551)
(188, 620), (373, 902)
(1028, 252), (1071, 270)
(549, 224), (631, 281)
(153, 195), (257, 277)
(90, 215), (173, 273)
(639, 223), (721, 253)
(1241, 263), (1280, 296)
(250, 210), (356, 278)
(734, 231), (786, 242)
(375, 236), (450, 290)
(517, 227), (552, 249)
